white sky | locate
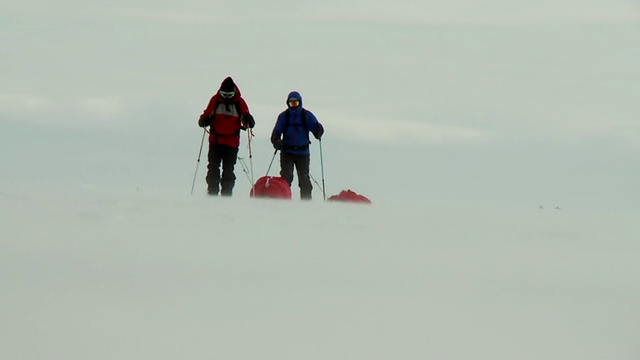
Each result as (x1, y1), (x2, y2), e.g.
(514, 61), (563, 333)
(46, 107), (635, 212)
(2, 2), (640, 358)
(1, 0), (640, 209)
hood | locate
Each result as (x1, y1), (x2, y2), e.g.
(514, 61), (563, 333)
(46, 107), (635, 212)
(217, 76), (242, 97)
(286, 91), (302, 109)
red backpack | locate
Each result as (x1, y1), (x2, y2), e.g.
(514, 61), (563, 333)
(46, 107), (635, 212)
(250, 176), (292, 199)
(328, 189), (371, 204)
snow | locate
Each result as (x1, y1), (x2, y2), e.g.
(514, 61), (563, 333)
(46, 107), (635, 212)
(2, 185), (640, 359)
(2, 0), (640, 358)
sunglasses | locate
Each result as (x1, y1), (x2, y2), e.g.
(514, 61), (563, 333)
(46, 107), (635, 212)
(220, 91), (235, 98)
(288, 99), (300, 108)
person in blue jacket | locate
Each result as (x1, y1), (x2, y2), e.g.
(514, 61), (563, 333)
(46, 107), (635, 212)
(271, 91), (324, 200)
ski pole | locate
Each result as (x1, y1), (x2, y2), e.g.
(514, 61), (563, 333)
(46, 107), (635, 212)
(190, 128), (207, 195)
(237, 157), (253, 184)
(248, 129), (255, 196)
(265, 148), (278, 176)
(319, 139), (326, 201)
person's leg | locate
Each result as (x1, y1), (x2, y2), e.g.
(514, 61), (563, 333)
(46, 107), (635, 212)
(220, 146), (239, 196)
(295, 155), (313, 200)
(279, 152), (295, 186)
(206, 145), (223, 195)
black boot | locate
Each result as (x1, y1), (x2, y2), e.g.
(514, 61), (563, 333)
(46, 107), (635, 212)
(220, 181), (234, 196)
(300, 191), (312, 200)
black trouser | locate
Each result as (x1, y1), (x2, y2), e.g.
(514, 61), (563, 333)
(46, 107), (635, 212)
(280, 152), (312, 199)
(206, 144), (238, 196)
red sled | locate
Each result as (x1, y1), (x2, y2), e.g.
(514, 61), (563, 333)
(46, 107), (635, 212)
(327, 189), (371, 204)
(250, 176), (292, 199)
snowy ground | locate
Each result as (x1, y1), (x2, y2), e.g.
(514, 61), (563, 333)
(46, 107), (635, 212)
(3, 1), (639, 358)
(2, 184), (639, 360)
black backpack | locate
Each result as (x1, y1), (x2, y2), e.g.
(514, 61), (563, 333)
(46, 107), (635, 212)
(282, 109), (310, 149)
(283, 108), (308, 132)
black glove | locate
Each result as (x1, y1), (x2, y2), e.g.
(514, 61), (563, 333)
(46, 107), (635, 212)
(198, 116), (211, 128)
(241, 113), (255, 129)
(271, 137), (282, 150)
(313, 122), (324, 139)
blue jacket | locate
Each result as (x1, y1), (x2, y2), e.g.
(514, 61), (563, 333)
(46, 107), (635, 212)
(271, 91), (321, 156)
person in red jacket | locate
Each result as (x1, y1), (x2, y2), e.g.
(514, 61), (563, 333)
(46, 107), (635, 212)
(198, 76), (255, 196)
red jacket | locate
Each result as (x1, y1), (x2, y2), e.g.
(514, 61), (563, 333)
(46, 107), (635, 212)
(200, 85), (250, 148)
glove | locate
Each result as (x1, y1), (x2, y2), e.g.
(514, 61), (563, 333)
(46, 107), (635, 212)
(198, 116), (211, 128)
(241, 113), (255, 129)
(313, 122), (324, 139)
(271, 137), (282, 150)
